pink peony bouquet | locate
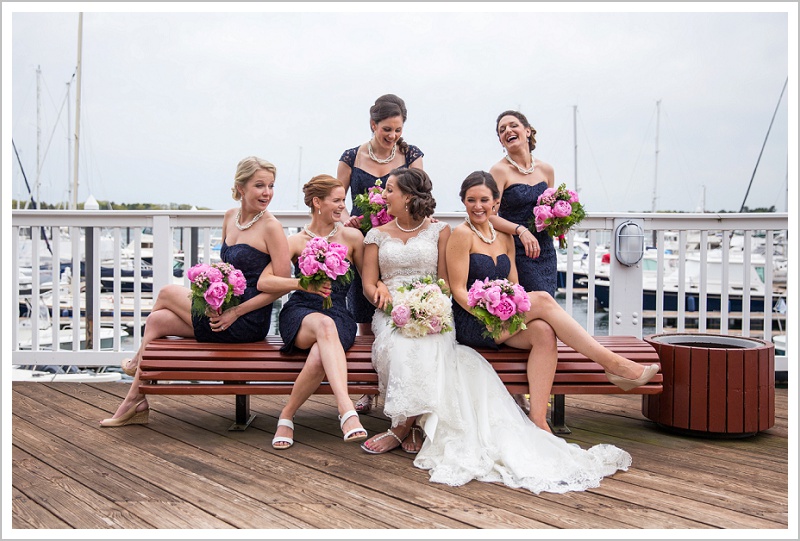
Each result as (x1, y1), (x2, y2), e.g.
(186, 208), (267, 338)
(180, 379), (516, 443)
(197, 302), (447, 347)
(353, 179), (393, 234)
(386, 275), (453, 338)
(467, 277), (530, 340)
(187, 261), (247, 318)
(297, 237), (353, 309)
(529, 183), (586, 249)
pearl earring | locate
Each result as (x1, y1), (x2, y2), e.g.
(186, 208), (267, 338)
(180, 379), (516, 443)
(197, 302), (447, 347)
(318, 208), (321, 215)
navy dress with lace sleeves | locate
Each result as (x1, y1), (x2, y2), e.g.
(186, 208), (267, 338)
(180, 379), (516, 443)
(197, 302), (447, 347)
(192, 242), (273, 343)
(339, 143), (424, 324)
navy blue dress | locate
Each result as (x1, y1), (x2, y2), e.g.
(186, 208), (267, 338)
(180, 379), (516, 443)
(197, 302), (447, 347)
(452, 253), (512, 351)
(277, 265), (357, 354)
(498, 182), (557, 296)
(339, 143), (424, 324)
(192, 242), (273, 343)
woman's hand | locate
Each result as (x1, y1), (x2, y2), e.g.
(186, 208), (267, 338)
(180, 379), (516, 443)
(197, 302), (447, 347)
(344, 215), (363, 228)
(372, 282), (391, 311)
(519, 228), (541, 259)
(209, 306), (238, 332)
(303, 279), (332, 299)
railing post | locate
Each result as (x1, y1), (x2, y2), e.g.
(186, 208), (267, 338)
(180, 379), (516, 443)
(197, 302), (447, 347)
(609, 218), (645, 338)
(151, 215), (173, 294)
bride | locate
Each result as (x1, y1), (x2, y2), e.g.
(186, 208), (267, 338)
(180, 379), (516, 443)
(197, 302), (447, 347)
(360, 167), (635, 494)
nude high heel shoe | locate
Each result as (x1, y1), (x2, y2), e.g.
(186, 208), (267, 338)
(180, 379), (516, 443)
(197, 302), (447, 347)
(120, 358), (137, 377)
(99, 399), (149, 427)
(606, 364), (660, 392)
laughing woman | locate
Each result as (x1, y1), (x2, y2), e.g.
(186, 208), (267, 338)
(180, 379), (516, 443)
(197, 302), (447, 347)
(257, 174), (368, 449)
(447, 171), (660, 433)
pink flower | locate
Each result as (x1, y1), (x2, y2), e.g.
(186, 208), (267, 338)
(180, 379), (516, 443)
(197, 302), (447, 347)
(552, 200), (573, 218)
(391, 304), (411, 327)
(541, 187), (557, 200)
(228, 269), (247, 296)
(513, 285), (531, 312)
(484, 284), (503, 307)
(298, 256), (322, 276)
(205, 267), (224, 283)
(203, 281), (229, 311)
(567, 190), (579, 203)
(488, 296), (517, 321)
(323, 252), (345, 280)
(534, 217), (547, 233)
(428, 315), (443, 334)
(187, 263), (210, 282)
(533, 204), (554, 221)
(368, 191), (385, 205)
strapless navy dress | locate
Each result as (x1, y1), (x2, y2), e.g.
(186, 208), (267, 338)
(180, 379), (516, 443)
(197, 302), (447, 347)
(452, 253), (513, 350)
(192, 242), (273, 343)
(498, 182), (557, 295)
(277, 266), (357, 354)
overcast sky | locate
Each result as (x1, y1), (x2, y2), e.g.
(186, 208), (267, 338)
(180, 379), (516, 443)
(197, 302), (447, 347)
(5, 3), (796, 214)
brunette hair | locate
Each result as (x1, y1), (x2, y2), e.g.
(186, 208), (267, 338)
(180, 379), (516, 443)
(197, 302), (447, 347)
(459, 171), (500, 201)
(390, 167), (436, 220)
(231, 156), (277, 201)
(496, 110), (537, 151)
(302, 174), (344, 212)
(370, 94), (409, 154)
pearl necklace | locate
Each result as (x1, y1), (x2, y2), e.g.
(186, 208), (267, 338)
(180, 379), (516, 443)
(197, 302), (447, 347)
(465, 215), (497, 244)
(367, 141), (397, 164)
(303, 221), (341, 240)
(395, 217), (426, 233)
(504, 152), (536, 175)
(235, 209), (266, 230)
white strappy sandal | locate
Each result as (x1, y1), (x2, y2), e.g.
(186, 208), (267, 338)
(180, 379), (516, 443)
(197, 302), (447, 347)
(272, 418), (295, 450)
(339, 410), (368, 443)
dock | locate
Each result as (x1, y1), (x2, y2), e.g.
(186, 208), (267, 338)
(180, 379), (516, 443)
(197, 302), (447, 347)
(10, 382), (790, 532)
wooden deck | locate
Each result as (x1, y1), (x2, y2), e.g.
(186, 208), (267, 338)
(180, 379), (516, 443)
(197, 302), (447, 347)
(10, 382), (790, 532)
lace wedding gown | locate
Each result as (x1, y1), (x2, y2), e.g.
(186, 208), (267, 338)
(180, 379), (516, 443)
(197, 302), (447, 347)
(365, 222), (632, 494)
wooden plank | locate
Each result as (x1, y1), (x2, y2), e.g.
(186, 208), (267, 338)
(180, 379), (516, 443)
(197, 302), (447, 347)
(11, 486), (72, 529)
(689, 345), (709, 431)
(707, 348), (728, 433)
(727, 349), (744, 433)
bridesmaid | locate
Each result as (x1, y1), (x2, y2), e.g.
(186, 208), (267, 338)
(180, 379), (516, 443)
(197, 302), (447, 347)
(488, 110), (559, 414)
(257, 174), (368, 449)
(336, 93), (424, 413)
(448, 171), (659, 433)
(101, 156), (291, 427)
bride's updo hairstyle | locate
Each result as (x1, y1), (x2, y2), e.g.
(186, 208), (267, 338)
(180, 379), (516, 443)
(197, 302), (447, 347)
(495, 110), (537, 152)
(459, 171), (500, 202)
(302, 174), (343, 212)
(390, 168), (436, 220)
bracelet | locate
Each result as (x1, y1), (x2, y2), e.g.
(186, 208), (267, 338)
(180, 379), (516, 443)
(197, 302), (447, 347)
(515, 225), (524, 236)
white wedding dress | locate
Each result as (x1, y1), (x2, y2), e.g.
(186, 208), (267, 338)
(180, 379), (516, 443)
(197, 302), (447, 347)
(365, 222), (632, 494)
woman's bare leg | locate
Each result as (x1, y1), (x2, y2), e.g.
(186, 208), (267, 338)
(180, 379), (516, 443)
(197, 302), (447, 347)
(293, 314), (364, 436)
(273, 343), (326, 443)
(522, 291), (645, 380)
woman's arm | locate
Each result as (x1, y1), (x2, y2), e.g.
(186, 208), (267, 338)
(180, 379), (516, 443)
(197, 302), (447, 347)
(436, 223), (451, 290)
(361, 241), (391, 311)
(336, 159), (359, 227)
(445, 225), (473, 311)
(264, 215), (292, 279)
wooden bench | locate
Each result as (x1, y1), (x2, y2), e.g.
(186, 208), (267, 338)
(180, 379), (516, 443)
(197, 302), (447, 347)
(139, 334), (661, 433)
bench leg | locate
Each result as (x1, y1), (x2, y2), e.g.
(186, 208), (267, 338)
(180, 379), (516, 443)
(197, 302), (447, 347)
(549, 394), (571, 435)
(229, 395), (256, 431)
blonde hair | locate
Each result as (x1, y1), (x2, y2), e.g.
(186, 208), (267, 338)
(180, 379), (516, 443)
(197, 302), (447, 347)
(302, 174), (344, 211)
(231, 156), (277, 201)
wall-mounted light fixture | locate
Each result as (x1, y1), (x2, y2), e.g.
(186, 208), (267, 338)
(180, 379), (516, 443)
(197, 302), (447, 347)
(614, 220), (645, 266)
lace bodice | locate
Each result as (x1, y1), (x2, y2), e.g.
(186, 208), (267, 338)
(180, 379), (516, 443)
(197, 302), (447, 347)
(364, 222), (447, 288)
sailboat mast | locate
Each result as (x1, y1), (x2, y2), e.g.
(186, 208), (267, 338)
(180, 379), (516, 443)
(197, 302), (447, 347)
(35, 65), (41, 208)
(573, 105), (578, 194)
(71, 12), (83, 210)
(651, 99), (660, 212)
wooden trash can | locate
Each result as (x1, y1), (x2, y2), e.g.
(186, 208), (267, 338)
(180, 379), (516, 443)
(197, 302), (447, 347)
(642, 333), (775, 437)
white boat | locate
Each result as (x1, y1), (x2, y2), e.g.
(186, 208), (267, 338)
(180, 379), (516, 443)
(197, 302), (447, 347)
(12, 367), (122, 383)
(17, 320), (126, 350)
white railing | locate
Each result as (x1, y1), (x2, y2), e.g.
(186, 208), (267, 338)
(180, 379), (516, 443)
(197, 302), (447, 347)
(11, 210), (789, 373)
